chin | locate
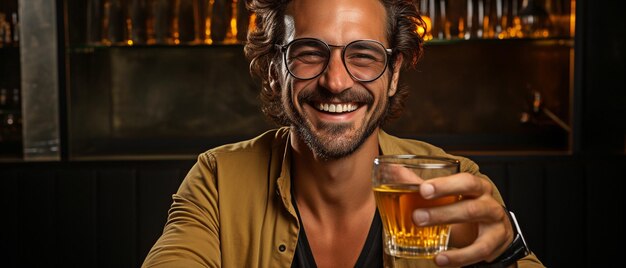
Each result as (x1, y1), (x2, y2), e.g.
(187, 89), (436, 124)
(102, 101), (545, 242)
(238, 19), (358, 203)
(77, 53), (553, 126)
(298, 123), (371, 160)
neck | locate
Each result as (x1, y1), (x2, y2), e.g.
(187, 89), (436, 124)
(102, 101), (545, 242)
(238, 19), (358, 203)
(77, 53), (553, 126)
(290, 128), (380, 219)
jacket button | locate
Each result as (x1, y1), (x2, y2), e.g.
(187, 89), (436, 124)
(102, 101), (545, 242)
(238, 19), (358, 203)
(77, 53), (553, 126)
(278, 244), (286, 252)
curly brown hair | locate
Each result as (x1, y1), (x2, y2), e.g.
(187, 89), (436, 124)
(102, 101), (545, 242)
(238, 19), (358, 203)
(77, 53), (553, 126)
(244, 0), (425, 126)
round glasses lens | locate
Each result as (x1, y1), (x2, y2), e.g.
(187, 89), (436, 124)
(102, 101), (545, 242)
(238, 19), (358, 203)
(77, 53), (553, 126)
(344, 40), (388, 81)
(286, 39), (329, 80)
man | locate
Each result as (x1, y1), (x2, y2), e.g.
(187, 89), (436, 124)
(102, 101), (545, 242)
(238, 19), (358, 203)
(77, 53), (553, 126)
(143, 0), (544, 267)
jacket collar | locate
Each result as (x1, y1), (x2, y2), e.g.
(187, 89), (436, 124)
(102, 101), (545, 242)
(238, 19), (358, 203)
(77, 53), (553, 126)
(274, 127), (399, 221)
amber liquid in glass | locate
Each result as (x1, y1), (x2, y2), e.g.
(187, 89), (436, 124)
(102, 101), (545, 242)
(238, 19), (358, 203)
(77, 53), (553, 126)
(374, 184), (459, 259)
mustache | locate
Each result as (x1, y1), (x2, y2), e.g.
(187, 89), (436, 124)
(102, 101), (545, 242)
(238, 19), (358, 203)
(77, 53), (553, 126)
(298, 87), (374, 105)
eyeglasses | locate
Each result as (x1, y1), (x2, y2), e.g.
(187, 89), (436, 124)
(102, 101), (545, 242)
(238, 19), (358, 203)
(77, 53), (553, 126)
(278, 38), (393, 82)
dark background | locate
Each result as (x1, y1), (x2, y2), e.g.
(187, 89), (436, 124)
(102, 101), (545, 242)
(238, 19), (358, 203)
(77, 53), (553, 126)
(1, 0), (625, 267)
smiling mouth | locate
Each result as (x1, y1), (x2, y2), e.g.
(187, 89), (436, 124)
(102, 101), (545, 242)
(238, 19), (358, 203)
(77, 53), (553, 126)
(315, 102), (359, 113)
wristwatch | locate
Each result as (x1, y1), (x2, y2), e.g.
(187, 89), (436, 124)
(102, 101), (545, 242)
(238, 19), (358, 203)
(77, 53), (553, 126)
(464, 207), (530, 268)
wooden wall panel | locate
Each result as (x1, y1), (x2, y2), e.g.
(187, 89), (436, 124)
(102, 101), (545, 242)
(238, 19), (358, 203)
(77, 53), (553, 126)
(55, 170), (97, 267)
(507, 163), (546, 261)
(18, 170), (57, 266)
(137, 168), (183, 264)
(477, 163), (509, 204)
(585, 161), (625, 268)
(97, 169), (137, 268)
(544, 162), (585, 267)
(0, 156), (622, 268)
(0, 169), (18, 267)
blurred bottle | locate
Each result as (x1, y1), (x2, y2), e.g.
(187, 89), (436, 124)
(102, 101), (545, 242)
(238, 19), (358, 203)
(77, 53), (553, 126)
(438, 0), (450, 39)
(519, 0), (551, 38)
(507, 0), (524, 38)
(169, 0), (204, 45)
(11, 88), (20, 110)
(0, 88), (6, 142)
(211, 0), (231, 43)
(0, 88), (7, 108)
(11, 12), (18, 45)
(223, 0), (239, 44)
(201, 0), (214, 44)
(545, 0), (572, 38)
(0, 88), (22, 143)
(429, 0), (441, 40)
(482, 0), (497, 38)
(150, 0), (173, 44)
(87, 0), (103, 44)
(463, 0), (475, 39)
(0, 12), (11, 47)
(130, 0), (148, 45)
(102, 0), (126, 45)
(417, 0), (433, 41)
(236, 0), (251, 43)
(145, 0), (156, 44)
(194, 0), (208, 43)
(3, 112), (20, 142)
(494, 0), (507, 38)
(476, 0), (484, 38)
(122, 0), (133, 45)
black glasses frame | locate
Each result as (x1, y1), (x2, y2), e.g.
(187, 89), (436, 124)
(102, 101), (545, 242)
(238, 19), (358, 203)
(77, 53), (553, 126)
(278, 38), (393, 82)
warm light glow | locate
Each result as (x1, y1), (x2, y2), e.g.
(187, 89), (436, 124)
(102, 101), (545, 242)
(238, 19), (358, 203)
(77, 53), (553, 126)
(125, 18), (132, 45)
(205, 17), (213, 44)
(249, 13), (257, 34)
(458, 18), (465, 39)
(224, 0), (239, 44)
(204, 0), (214, 44)
(230, 17), (237, 39)
(508, 16), (523, 38)
(498, 15), (509, 39)
(483, 17), (489, 38)
(570, 0), (576, 37)
(417, 16), (433, 41)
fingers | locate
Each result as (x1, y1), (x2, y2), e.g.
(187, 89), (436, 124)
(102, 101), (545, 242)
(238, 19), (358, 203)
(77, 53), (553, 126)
(420, 172), (493, 199)
(412, 196), (506, 226)
(433, 223), (513, 267)
(408, 173), (516, 267)
(412, 173), (505, 227)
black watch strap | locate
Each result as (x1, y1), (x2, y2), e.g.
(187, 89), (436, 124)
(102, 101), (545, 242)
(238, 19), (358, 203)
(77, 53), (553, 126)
(464, 208), (530, 268)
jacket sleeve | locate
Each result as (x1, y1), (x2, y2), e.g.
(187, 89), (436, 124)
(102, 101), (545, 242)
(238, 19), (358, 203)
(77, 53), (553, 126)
(142, 153), (221, 268)
(518, 253), (546, 267)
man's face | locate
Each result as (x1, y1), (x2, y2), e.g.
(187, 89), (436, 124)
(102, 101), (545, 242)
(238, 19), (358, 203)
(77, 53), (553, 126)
(280, 0), (401, 160)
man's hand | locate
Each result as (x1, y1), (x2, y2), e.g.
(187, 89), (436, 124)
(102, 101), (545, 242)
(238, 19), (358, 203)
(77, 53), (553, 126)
(411, 173), (515, 267)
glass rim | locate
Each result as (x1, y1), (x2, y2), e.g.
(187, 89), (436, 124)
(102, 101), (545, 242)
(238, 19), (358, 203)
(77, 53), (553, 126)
(374, 154), (460, 169)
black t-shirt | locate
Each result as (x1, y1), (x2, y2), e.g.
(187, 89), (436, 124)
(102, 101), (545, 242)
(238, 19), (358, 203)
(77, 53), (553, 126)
(291, 197), (383, 268)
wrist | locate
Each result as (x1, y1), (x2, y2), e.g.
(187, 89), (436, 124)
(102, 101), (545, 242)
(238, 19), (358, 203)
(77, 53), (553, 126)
(463, 207), (530, 268)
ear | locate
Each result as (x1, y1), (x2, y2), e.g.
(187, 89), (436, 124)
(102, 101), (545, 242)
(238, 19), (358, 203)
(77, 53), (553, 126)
(388, 54), (403, 97)
(268, 59), (283, 93)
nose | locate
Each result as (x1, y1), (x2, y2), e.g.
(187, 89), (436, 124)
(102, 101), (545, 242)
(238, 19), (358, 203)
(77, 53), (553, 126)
(318, 50), (354, 94)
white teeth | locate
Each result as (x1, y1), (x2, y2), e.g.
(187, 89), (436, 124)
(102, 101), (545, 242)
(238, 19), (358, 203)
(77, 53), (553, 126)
(317, 103), (357, 113)
(336, 104), (343, 113)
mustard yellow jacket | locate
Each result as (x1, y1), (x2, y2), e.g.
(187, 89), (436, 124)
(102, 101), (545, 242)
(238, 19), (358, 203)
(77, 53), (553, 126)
(142, 127), (544, 267)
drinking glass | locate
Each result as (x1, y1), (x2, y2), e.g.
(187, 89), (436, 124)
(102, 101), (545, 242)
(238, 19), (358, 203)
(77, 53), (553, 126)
(372, 155), (460, 259)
